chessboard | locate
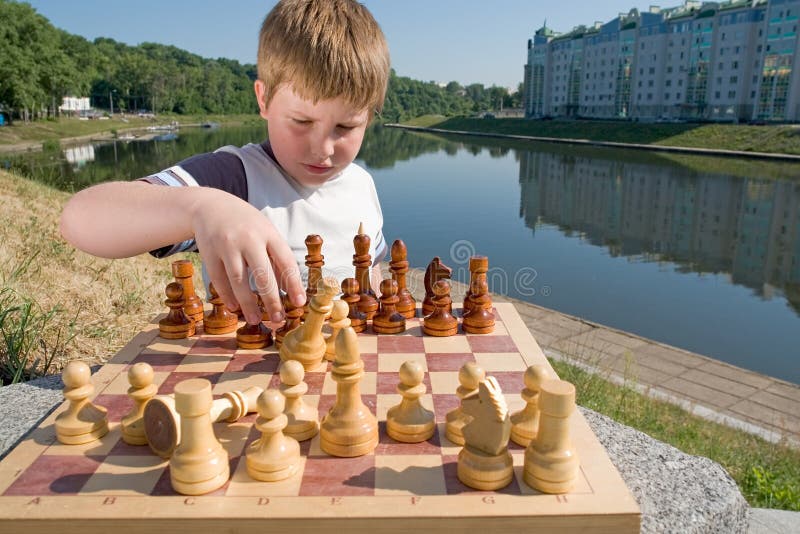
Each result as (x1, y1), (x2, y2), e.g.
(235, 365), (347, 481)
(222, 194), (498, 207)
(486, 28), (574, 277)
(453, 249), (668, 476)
(0, 303), (640, 533)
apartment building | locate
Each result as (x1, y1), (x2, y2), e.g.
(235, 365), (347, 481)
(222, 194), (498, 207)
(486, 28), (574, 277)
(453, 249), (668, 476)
(523, 0), (800, 122)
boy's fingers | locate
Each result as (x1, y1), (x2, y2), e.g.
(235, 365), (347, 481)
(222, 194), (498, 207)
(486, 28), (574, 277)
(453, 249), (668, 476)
(245, 251), (283, 323)
(267, 239), (306, 308)
(224, 256), (261, 325)
(203, 256), (240, 313)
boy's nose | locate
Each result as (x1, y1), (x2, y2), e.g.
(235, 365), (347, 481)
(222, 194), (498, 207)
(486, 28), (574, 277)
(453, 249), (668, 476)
(310, 132), (335, 161)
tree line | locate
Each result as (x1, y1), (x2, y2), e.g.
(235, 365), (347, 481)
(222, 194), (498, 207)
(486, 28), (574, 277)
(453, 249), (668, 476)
(0, 0), (520, 123)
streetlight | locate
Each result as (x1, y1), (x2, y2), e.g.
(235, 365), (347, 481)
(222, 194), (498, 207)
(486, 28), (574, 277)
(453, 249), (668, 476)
(109, 89), (117, 116)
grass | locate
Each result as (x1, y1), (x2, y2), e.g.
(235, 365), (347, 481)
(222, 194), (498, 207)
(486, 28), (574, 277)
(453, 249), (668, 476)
(0, 168), (200, 380)
(551, 358), (800, 510)
(400, 116), (800, 155)
(0, 113), (260, 149)
(0, 166), (797, 510)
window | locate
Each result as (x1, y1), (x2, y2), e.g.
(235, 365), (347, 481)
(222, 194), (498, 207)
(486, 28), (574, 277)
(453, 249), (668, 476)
(728, 90), (736, 99)
(666, 79), (672, 87)
(649, 67), (656, 74)
(677, 92), (682, 99)
(715, 91), (721, 98)
(732, 60), (739, 69)
(729, 75), (738, 83)
(718, 62), (724, 70)
(648, 80), (654, 87)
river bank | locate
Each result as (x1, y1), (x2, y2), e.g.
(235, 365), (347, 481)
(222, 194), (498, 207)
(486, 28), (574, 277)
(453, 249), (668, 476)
(0, 113), (260, 154)
(397, 115), (800, 158)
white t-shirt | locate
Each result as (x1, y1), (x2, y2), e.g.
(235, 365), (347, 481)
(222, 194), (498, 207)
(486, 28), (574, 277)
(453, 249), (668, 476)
(144, 141), (387, 284)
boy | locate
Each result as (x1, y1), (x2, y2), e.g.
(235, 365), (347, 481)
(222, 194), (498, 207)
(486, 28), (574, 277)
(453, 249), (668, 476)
(60, 0), (391, 327)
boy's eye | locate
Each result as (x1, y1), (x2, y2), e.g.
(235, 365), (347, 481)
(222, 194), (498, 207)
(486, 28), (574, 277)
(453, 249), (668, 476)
(292, 118), (311, 125)
(337, 124), (357, 131)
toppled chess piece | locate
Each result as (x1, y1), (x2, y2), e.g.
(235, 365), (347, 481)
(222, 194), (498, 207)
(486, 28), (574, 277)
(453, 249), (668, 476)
(145, 386), (262, 458)
(445, 361), (486, 445)
(55, 361), (109, 445)
(169, 378), (229, 495)
(386, 360), (434, 443)
(159, 282), (195, 339)
(246, 389), (302, 482)
(523, 379), (579, 494)
(510, 364), (550, 447)
(121, 362), (157, 445)
(457, 376), (513, 491)
(279, 360), (319, 441)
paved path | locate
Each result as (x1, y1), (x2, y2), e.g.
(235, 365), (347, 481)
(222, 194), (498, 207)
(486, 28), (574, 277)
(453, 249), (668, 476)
(402, 267), (800, 448)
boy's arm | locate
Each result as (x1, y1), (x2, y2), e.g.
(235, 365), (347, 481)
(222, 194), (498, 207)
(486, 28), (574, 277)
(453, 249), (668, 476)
(60, 180), (305, 324)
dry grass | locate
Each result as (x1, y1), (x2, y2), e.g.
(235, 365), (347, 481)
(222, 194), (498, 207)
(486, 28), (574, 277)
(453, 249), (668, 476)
(0, 169), (199, 377)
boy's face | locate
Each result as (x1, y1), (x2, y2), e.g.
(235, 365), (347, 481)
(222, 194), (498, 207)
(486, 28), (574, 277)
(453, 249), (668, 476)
(256, 82), (370, 188)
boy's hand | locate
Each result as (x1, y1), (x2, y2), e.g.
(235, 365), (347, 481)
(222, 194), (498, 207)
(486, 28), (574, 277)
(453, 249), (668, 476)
(190, 188), (306, 325)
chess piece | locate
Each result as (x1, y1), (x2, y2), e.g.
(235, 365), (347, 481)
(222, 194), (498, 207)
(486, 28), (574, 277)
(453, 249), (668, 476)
(304, 234), (324, 318)
(523, 379), (579, 494)
(159, 282), (195, 339)
(422, 280), (458, 336)
(169, 379), (229, 495)
(461, 278), (495, 334)
(172, 259), (204, 323)
(204, 282), (238, 335)
(236, 321), (273, 349)
(121, 362), (158, 445)
(510, 364), (550, 447)
(386, 361), (434, 443)
(462, 256), (490, 316)
(341, 277), (367, 333)
(145, 386), (262, 458)
(457, 376), (513, 491)
(279, 360), (319, 441)
(353, 222), (378, 320)
(372, 279), (406, 334)
(275, 292), (303, 348)
(55, 361), (109, 445)
(325, 300), (350, 361)
(445, 362), (486, 445)
(320, 326), (378, 457)
(390, 239), (416, 318)
(280, 277), (340, 370)
(246, 389), (302, 482)
(422, 256), (452, 316)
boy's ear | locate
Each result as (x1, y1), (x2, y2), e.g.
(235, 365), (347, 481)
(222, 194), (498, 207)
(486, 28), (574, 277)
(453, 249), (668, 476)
(254, 80), (270, 120)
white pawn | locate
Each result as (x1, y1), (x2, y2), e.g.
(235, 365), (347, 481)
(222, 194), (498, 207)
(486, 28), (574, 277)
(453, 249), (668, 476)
(122, 362), (157, 445)
(510, 364), (550, 447)
(279, 360), (319, 441)
(55, 361), (109, 445)
(324, 300), (350, 362)
(445, 362), (485, 445)
(246, 389), (301, 482)
(386, 361), (435, 443)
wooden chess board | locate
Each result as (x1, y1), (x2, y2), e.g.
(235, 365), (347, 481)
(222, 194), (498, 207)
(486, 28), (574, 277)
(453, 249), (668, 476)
(0, 303), (640, 533)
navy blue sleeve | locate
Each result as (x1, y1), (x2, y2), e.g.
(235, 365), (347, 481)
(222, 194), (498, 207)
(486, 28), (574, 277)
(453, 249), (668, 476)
(178, 151), (248, 201)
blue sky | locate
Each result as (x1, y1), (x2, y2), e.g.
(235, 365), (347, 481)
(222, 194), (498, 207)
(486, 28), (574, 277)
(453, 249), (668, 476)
(28, 0), (654, 89)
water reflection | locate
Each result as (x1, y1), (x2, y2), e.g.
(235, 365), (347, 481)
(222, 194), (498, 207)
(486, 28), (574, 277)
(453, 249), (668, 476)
(518, 149), (800, 314)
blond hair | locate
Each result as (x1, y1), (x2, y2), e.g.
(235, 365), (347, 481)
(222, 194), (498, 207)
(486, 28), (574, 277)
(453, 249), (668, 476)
(257, 0), (390, 114)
